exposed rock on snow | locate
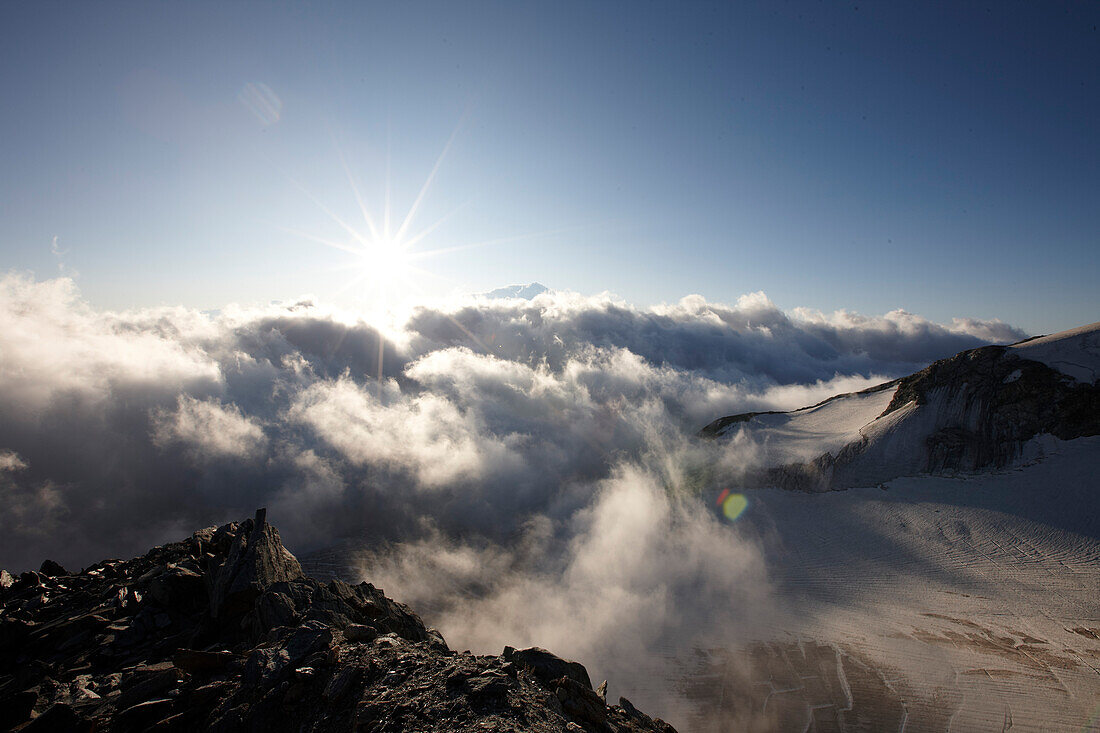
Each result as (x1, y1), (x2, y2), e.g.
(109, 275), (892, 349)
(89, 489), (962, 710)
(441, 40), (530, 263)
(0, 512), (675, 732)
(1008, 320), (1100, 383)
(703, 322), (1100, 490)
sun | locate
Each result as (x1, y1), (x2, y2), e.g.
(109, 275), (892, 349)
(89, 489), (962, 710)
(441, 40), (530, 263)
(282, 122), (566, 393)
(361, 237), (410, 281)
(282, 134), (460, 318)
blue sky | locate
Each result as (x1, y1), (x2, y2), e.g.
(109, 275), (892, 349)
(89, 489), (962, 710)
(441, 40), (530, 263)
(1, 1), (1096, 333)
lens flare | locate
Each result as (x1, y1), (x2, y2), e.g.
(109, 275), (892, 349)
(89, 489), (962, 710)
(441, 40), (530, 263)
(715, 488), (749, 522)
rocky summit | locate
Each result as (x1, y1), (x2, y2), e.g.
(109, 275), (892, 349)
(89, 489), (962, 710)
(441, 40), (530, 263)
(0, 510), (675, 733)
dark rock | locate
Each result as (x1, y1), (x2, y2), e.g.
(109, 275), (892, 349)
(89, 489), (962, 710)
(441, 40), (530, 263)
(505, 646), (594, 690)
(253, 589), (298, 631)
(0, 688), (38, 729)
(148, 565), (205, 608)
(465, 670), (511, 701)
(39, 560), (67, 577)
(322, 665), (359, 701)
(209, 508), (303, 620)
(702, 337), (1100, 491)
(243, 645), (292, 684)
(114, 698), (176, 732)
(1, 511), (675, 733)
(116, 664), (182, 710)
(15, 571), (46, 590)
(172, 649), (236, 675)
(343, 624), (378, 643)
(556, 675), (608, 727)
(21, 702), (87, 733)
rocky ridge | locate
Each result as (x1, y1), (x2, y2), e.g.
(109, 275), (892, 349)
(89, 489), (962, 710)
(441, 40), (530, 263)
(0, 510), (675, 733)
(701, 330), (1100, 491)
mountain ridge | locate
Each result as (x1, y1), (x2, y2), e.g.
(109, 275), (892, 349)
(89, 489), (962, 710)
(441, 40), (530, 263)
(701, 321), (1100, 491)
(0, 510), (676, 732)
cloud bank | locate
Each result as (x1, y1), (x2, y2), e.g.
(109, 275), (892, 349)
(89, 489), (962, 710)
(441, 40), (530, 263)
(0, 271), (1028, 567)
(0, 272), (1028, 723)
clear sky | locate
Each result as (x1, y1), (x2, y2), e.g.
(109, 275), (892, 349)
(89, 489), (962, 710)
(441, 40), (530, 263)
(1, 1), (1097, 334)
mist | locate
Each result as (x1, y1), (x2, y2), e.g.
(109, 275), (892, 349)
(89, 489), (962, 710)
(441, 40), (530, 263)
(0, 271), (1029, 723)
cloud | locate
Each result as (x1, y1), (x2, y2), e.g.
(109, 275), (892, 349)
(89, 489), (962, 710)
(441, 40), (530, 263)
(0, 271), (1036, 725)
(0, 450), (28, 473)
(0, 271), (1029, 573)
(152, 395), (267, 460)
(290, 374), (523, 488)
(357, 457), (772, 723)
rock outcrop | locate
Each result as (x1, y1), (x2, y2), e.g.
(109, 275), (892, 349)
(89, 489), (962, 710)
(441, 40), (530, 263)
(0, 510), (675, 732)
(701, 329), (1100, 491)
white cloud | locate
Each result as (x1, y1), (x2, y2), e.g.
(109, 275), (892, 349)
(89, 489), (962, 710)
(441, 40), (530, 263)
(153, 395), (266, 460)
(290, 375), (523, 488)
(0, 450), (27, 472)
(0, 271), (1028, 579)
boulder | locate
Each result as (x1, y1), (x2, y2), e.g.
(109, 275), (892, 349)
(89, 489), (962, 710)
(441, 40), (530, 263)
(555, 675), (607, 727)
(39, 559), (67, 577)
(148, 565), (205, 607)
(172, 649), (237, 675)
(504, 646), (593, 690)
(208, 508), (303, 619)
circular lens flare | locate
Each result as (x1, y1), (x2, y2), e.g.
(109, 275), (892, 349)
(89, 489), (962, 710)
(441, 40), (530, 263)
(716, 488), (749, 522)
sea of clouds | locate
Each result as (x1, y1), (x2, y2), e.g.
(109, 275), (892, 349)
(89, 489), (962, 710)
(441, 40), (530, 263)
(0, 271), (1027, 724)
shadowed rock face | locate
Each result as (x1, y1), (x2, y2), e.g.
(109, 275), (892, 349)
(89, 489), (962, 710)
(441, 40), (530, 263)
(701, 340), (1100, 492)
(0, 511), (676, 733)
(208, 508), (304, 620)
(880, 345), (1099, 471)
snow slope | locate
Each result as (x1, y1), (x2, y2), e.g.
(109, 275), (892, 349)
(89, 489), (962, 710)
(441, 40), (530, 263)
(677, 436), (1100, 731)
(708, 321), (1100, 491)
(678, 323), (1100, 730)
(1009, 320), (1100, 384)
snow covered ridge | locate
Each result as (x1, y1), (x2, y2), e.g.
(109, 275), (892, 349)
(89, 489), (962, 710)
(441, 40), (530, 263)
(1007, 320), (1100, 383)
(702, 322), (1100, 491)
(476, 282), (551, 300)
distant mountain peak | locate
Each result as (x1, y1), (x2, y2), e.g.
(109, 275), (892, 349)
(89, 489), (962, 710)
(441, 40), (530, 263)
(478, 282), (550, 300)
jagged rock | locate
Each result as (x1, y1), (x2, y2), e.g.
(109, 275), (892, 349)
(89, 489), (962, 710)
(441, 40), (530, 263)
(322, 665), (359, 701)
(114, 697), (176, 732)
(702, 335), (1100, 491)
(0, 688), (38, 729)
(243, 645), (292, 684)
(556, 675), (608, 727)
(147, 565), (205, 607)
(505, 645), (594, 689)
(38, 560), (67, 577)
(172, 649), (236, 675)
(0, 569), (13, 591)
(208, 508), (304, 619)
(116, 663), (183, 710)
(0, 511), (676, 733)
(343, 623), (378, 643)
(21, 702), (87, 732)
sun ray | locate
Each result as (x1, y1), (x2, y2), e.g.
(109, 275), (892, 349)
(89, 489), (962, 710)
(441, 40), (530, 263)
(338, 147), (382, 244)
(399, 201), (470, 252)
(406, 226), (578, 261)
(392, 112), (465, 245)
(383, 127), (392, 240)
(283, 174), (371, 247)
(328, 271), (370, 300)
(279, 227), (363, 256)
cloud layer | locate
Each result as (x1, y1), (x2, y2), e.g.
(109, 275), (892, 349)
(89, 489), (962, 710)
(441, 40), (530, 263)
(0, 272), (1026, 569)
(0, 272), (1029, 722)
